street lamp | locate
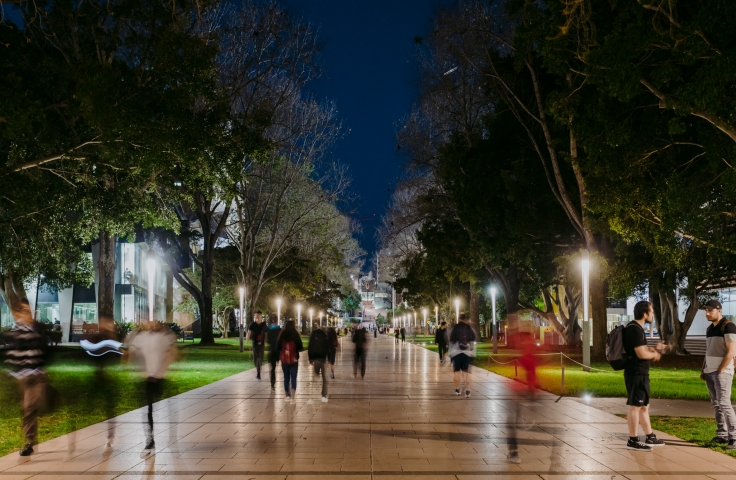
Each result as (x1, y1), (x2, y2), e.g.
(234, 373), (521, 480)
(309, 308), (313, 330)
(582, 249), (591, 372)
(319, 311), (323, 328)
(297, 304), (302, 330)
(455, 298), (460, 324)
(239, 287), (245, 353)
(277, 298), (282, 325)
(423, 308), (427, 334)
(146, 252), (156, 322)
(413, 311), (417, 328)
(435, 305), (439, 329)
(490, 286), (497, 354)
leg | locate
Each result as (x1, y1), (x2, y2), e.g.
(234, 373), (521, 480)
(715, 372), (736, 440)
(463, 370), (471, 389)
(638, 405), (653, 435)
(705, 372), (727, 439)
(360, 350), (366, 378)
(627, 405), (642, 437)
(21, 376), (43, 446)
(353, 350), (359, 376)
(453, 371), (461, 389)
(290, 365), (298, 392)
(145, 380), (156, 443)
(282, 364), (290, 394)
(270, 357), (277, 389)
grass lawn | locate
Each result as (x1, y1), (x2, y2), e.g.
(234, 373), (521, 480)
(0, 340), (255, 458)
(648, 416), (736, 458)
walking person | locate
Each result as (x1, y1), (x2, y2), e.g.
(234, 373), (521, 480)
(623, 300), (666, 451)
(394, 327), (399, 344)
(3, 299), (49, 457)
(353, 326), (368, 379)
(266, 316), (282, 391)
(702, 300), (736, 448)
(276, 320), (303, 402)
(326, 326), (338, 379)
(448, 313), (476, 397)
(126, 321), (177, 454)
(435, 321), (448, 363)
(400, 326), (406, 343)
(247, 311), (267, 380)
(308, 327), (330, 402)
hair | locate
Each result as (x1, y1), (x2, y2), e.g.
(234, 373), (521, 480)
(633, 301), (653, 320)
(459, 313), (467, 321)
(256, 310), (262, 315)
(279, 320), (300, 343)
(441, 321), (447, 326)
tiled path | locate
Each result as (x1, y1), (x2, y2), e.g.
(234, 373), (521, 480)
(2, 334), (736, 479)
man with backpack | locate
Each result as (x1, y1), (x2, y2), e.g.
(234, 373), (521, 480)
(247, 311), (268, 380)
(702, 299), (736, 448)
(266, 316), (282, 391)
(448, 313), (476, 397)
(622, 301), (665, 451)
(308, 327), (330, 402)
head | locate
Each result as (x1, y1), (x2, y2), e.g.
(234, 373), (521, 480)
(704, 300), (723, 322)
(11, 299), (33, 326)
(441, 321), (447, 328)
(255, 310), (263, 324)
(284, 320), (296, 333)
(459, 313), (468, 323)
(633, 300), (654, 324)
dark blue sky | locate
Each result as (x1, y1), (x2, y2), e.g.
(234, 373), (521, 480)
(281, 0), (451, 259)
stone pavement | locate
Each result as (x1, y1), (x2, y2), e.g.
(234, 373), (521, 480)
(2, 334), (736, 480)
(572, 397), (717, 418)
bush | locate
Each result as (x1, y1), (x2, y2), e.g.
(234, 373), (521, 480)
(115, 322), (134, 342)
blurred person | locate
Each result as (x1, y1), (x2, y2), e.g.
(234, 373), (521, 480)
(448, 313), (476, 397)
(353, 326), (368, 379)
(702, 299), (736, 447)
(266, 315), (282, 391)
(374, 327), (377, 338)
(400, 326), (406, 343)
(276, 320), (303, 401)
(435, 321), (448, 363)
(394, 327), (399, 344)
(125, 321), (177, 454)
(623, 300), (665, 451)
(326, 327), (338, 379)
(308, 327), (330, 402)
(247, 311), (267, 380)
(3, 299), (49, 456)
(506, 332), (538, 464)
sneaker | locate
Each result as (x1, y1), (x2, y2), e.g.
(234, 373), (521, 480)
(728, 440), (736, 450)
(454, 389), (461, 396)
(508, 451), (521, 464)
(645, 434), (665, 446)
(19, 444), (33, 457)
(712, 436), (729, 444)
(321, 396), (328, 403)
(626, 438), (653, 452)
(465, 390), (471, 398)
(256, 374), (261, 380)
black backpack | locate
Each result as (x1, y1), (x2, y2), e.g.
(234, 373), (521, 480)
(308, 329), (329, 359)
(455, 323), (474, 351)
(606, 324), (631, 370)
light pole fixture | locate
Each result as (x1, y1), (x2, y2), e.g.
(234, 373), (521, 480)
(297, 304), (302, 330)
(239, 287), (245, 353)
(309, 308), (313, 329)
(435, 305), (439, 327)
(277, 298), (282, 325)
(146, 251), (156, 322)
(413, 311), (417, 328)
(423, 308), (427, 334)
(455, 298), (460, 324)
(319, 311), (323, 328)
(490, 286), (497, 354)
(581, 249), (591, 372)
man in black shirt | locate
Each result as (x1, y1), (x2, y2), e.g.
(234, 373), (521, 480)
(247, 311), (268, 379)
(623, 300), (666, 451)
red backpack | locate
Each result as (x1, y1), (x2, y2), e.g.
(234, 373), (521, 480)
(280, 341), (298, 365)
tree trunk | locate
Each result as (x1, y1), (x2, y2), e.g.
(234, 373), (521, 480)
(589, 275), (608, 357)
(200, 253), (215, 345)
(676, 292), (700, 354)
(657, 290), (672, 345)
(97, 230), (116, 339)
(0, 267), (30, 317)
(469, 281), (480, 335)
(650, 286), (663, 341)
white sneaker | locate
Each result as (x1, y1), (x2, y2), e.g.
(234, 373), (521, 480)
(321, 396), (328, 403)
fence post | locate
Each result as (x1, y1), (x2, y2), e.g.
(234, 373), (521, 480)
(560, 352), (565, 395)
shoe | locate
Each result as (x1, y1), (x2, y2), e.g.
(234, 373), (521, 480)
(331, 372), (335, 379)
(321, 396), (328, 403)
(508, 452), (521, 464)
(271, 385), (275, 391)
(728, 440), (736, 450)
(256, 374), (261, 380)
(711, 436), (729, 444)
(19, 444), (33, 457)
(454, 389), (461, 396)
(465, 390), (471, 398)
(626, 438), (652, 452)
(645, 434), (665, 446)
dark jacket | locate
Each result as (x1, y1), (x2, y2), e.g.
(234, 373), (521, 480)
(353, 328), (367, 350)
(276, 326), (304, 360)
(435, 327), (448, 345)
(308, 329), (329, 361)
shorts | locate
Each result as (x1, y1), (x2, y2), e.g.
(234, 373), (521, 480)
(452, 353), (472, 372)
(624, 374), (650, 406)
(327, 349), (336, 365)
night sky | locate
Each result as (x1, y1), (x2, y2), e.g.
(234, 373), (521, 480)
(281, 0), (452, 260)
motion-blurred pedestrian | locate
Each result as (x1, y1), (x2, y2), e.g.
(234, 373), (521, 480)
(394, 327), (399, 344)
(435, 321), (448, 363)
(353, 326), (367, 379)
(3, 299), (50, 457)
(308, 327), (330, 402)
(448, 313), (476, 397)
(400, 326), (406, 343)
(327, 327), (338, 379)
(247, 311), (267, 380)
(277, 320), (303, 402)
(125, 321), (177, 454)
(267, 315), (282, 392)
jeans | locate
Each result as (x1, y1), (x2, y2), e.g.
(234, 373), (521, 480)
(313, 359), (328, 397)
(354, 348), (366, 378)
(705, 371), (736, 440)
(269, 352), (278, 389)
(253, 344), (264, 377)
(282, 363), (298, 394)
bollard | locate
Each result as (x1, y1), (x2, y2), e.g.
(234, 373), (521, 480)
(560, 352), (565, 395)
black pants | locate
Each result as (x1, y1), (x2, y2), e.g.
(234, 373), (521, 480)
(395, 335), (399, 344)
(354, 348), (366, 378)
(269, 352), (278, 389)
(438, 343), (447, 361)
(145, 379), (163, 442)
(253, 344), (264, 377)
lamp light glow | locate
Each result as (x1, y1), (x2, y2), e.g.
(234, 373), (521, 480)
(455, 298), (460, 323)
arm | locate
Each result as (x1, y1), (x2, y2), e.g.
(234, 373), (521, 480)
(718, 341), (736, 373)
(633, 345), (662, 361)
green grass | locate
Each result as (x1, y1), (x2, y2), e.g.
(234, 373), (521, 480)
(650, 416), (736, 458)
(0, 340), (255, 457)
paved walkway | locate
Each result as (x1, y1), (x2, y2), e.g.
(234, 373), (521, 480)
(2, 334), (736, 479)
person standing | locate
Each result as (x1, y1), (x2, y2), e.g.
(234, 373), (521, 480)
(394, 327), (399, 344)
(702, 299), (736, 448)
(126, 321), (177, 454)
(308, 327), (330, 402)
(247, 311), (267, 380)
(623, 300), (665, 451)
(435, 321), (448, 363)
(353, 326), (368, 379)
(3, 300), (49, 456)
(276, 320), (303, 402)
(400, 326), (406, 343)
(448, 313), (476, 397)
(266, 316), (282, 391)
(326, 327), (338, 379)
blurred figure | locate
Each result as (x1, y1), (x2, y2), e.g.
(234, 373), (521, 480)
(247, 311), (267, 380)
(308, 327), (329, 402)
(326, 326), (338, 379)
(448, 313), (476, 397)
(400, 326), (406, 343)
(394, 327), (399, 344)
(506, 332), (539, 464)
(125, 321), (176, 454)
(276, 320), (303, 402)
(353, 326), (367, 379)
(266, 315), (282, 391)
(3, 299), (49, 456)
(435, 321), (448, 363)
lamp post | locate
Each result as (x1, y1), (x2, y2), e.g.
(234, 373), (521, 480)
(581, 249), (591, 372)
(146, 252), (156, 322)
(455, 298), (460, 324)
(435, 305), (439, 329)
(490, 286), (497, 354)
(239, 287), (245, 353)
(423, 308), (427, 335)
(277, 298), (282, 325)
(319, 311), (323, 328)
(413, 311), (417, 328)
(297, 304), (302, 330)
(309, 308), (313, 330)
